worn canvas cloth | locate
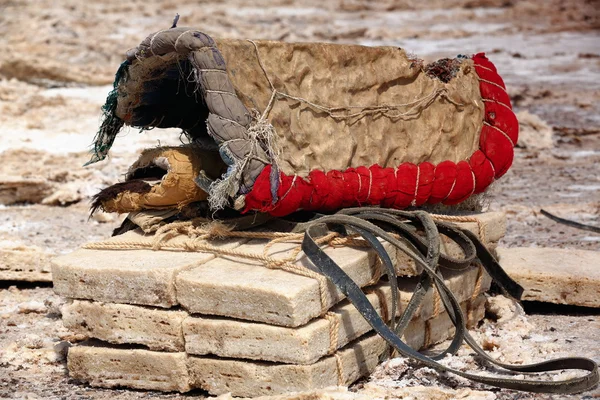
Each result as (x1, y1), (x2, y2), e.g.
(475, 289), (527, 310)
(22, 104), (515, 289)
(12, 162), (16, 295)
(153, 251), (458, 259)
(90, 27), (517, 216)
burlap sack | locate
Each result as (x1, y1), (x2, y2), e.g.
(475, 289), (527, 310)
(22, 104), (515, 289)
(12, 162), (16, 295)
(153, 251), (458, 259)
(215, 40), (482, 174)
(90, 27), (518, 216)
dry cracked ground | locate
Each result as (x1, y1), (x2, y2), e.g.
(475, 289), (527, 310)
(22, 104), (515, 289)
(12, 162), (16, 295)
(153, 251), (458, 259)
(0, 0), (599, 399)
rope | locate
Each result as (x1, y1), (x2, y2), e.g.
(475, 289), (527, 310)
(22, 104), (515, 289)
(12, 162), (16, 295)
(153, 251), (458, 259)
(423, 319), (433, 349)
(432, 286), (442, 317)
(329, 236), (370, 248)
(471, 265), (484, 303)
(333, 353), (345, 386)
(83, 222), (365, 315)
(86, 238), (332, 314)
(429, 214), (487, 244)
(465, 266), (484, 326)
(83, 214), (490, 319)
(324, 312), (340, 355)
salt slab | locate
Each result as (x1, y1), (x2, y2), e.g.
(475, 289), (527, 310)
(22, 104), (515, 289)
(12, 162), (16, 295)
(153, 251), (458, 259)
(183, 266), (489, 363)
(52, 229), (246, 307)
(68, 296), (485, 397)
(0, 244), (53, 282)
(62, 265), (490, 363)
(497, 247), (600, 308)
(54, 212), (502, 325)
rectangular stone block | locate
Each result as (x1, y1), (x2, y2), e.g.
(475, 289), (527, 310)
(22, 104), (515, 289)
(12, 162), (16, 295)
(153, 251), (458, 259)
(0, 243), (53, 282)
(174, 212), (503, 327)
(67, 343), (191, 392)
(61, 265), (489, 362)
(52, 229), (245, 307)
(402, 265), (491, 322)
(497, 247), (600, 308)
(0, 176), (52, 205)
(67, 297), (485, 397)
(184, 265), (490, 363)
(424, 294), (486, 349)
(53, 211), (502, 315)
(176, 239), (391, 327)
(452, 211), (506, 244)
(189, 296), (485, 397)
(62, 300), (187, 351)
(189, 333), (385, 397)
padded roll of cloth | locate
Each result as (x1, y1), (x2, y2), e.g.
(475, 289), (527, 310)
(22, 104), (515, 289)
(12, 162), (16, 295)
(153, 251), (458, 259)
(89, 27), (518, 216)
(93, 146), (225, 213)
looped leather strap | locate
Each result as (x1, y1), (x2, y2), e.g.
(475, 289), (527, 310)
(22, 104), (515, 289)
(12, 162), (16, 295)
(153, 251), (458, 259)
(300, 209), (599, 394)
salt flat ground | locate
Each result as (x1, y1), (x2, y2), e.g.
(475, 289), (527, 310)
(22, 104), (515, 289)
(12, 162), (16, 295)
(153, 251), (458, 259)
(0, 1), (599, 399)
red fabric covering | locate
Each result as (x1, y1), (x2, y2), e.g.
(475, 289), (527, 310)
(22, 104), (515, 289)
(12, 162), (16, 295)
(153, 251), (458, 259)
(243, 53), (518, 216)
(469, 150), (495, 194)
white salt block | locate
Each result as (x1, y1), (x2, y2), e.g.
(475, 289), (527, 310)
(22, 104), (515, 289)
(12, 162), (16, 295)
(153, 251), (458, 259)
(67, 296), (485, 397)
(497, 247), (600, 308)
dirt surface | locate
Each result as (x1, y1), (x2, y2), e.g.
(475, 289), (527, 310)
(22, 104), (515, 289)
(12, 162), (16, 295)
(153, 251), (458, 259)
(1, 0), (599, 399)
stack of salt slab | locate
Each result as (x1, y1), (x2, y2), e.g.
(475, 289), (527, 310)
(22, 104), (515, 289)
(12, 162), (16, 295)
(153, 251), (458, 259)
(51, 212), (505, 397)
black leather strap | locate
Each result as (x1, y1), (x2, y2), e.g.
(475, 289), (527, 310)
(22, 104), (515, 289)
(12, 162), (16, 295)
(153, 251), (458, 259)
(300, 210), (599, 394)
(541, 209), (600, 234)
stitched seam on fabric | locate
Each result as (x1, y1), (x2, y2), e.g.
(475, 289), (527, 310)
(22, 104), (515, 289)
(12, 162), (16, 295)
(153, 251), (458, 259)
(411, 164), (420, 206)
(174, 30), (194, 50)
(473, 63), (494, 72)
(484, 121), (516, 146)
(276, 175), (298, 205)
(482, 98), (512, 111)
(478, 78), (508, 94)
(149, 29), (169, 56)
(366, 169), (373, 202)
(468, 168), (477, 198)
(441, 175), (457, 203)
